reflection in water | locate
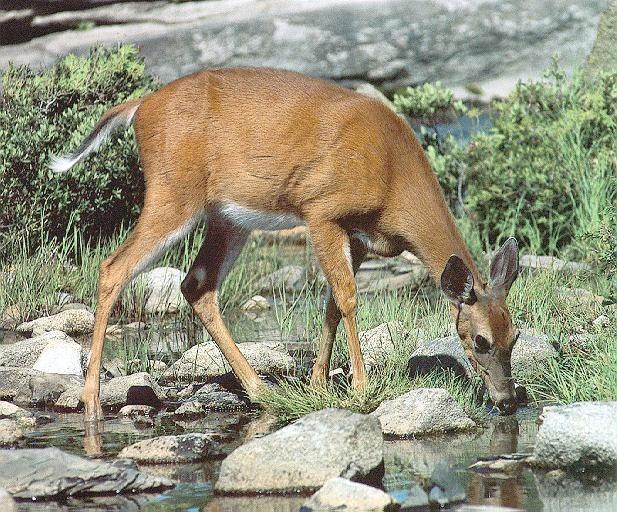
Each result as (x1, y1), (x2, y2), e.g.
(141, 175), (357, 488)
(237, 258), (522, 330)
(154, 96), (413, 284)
(83, 420), (104, 457)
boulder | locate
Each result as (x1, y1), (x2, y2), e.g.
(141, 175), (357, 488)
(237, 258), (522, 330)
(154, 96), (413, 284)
(358, 321), (404, 371)
(192, 383), (247, 411)
(215, 408), (384, 494)
(0, 368), (35, 400)
(511, 333), (558, 382)
(519, 255), (590, 273)
(118, 404), (156, 418)
(32, 337), (85, 376)
(371, 388), (475, 437)
(132, 266), (186, 314)
(301, 477), (398, 512)
(256, 265), (307, 294)
(56, 372), (164, 410)
(408, 336), (473, 379)
(531, 401), (617, 470)
(163, 341), (295, 382)
(14, 372), (82, 406)
(0, 447), (173, 498)
(16, 309), (94, 336)
(173, 400), (207, 419)
(0, 331), (78, 368)
(0, 419), (24, 446)
(118, 433), (221, 464)
(0, 401), (32, 420)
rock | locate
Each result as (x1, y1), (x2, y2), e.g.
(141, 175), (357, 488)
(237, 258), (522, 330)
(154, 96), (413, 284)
(408, 335), (473, 379)
(301, 477), (398, 512)
(428, 462), (466, 506)
(257, 265), (307, 294)
(0, 401), (32, 420)
(56, 372), (164, 410)
(355, 257), (427, 293)
(0, 419), (24, 446)
(358, 321), (404, 371)
(56, 292), (76, 306)
(58, 302), (91, 313)
(16, 309), (94, 336)
(32, 336), (85, 376)
(512, 333), (558, 382)
(0, 488), (16, 512)
(556, 287), (604, 306)
(531, 401), (617, 470)
(371, 388), (475, 437)
(519, 255), (590, 273)
(215, 408), (384, 494)
(163, 340), (295, 382)
(355, 83), (398, 113)
(1, 1), (603, 95)
(394, 484), (429, 509)
(586, 1), (617, 77)
(174, 400), (207, 419)
(592, 314), (610, 327)
(0, 447), (172, 497)
(241, 295), (271, 312)
(118, 405), (156, 418)
(15, 372), (83, 406)
(131, 267), (186, 314)
(0, 331), (78, 368)
(118, 433), (221, 464)
(0, 367), (35, 400)
(468, 453), (528, 476)
(192, 383), (247, 411)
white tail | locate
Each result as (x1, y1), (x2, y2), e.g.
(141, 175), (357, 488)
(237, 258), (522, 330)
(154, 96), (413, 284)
(49, 101), (140, 173)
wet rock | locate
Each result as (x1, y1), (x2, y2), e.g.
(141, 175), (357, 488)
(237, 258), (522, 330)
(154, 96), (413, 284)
(0, 367), (35, 400)
(511, 333), (558, 382)
(0, 331), (78, 368)
(132, 267), (186, 314)
(56, 372), (164, 410)
(16, 309), (94, 336)
(0, 488), (16, 512)
(371, 388), (475, 437)
(358, 321), (404, 371)
(0, 419), (24, 446)
(216, 408), (384, 494)
(0, 401), (32, 420)
(519, 255), (591, 273)
(428, 462), (466, 506)
(395, 484), (429, 509)
(192, 383), (247, 411)
(531, 401), (617, 470)
(257, 265), (307, 294)
(163, 340), (295, 382)
(301, 477), (398, 512)
(15, 372), (83, 406)
(0, 447), (173, 497)
(118, 433), (221, 464)
(241, 295), (271, 312)
(118, 404), (156, 418)
(408, 335), (473, 378)
(174, 400), (206, 419)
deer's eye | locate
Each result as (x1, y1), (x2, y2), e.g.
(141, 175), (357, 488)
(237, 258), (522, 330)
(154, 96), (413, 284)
(474, 335), (491, 354)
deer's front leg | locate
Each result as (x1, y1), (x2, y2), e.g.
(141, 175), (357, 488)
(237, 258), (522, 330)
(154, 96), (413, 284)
(308, 220), (367, 391)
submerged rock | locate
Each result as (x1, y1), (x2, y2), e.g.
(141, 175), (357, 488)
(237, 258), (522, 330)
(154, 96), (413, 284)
(16, 309), (94, 336)
(118, 433), (222, 464)
(215, 408), (384, 494)
(256, 265), (307, 294)
(0, 447), (172, 497)
(132, 266), (187, 314)
(301, 477), (398, 512)
(371, 388), (475, 437)
(163, 341), (295, 382)
(0, 419), (24, 446)
(531, 401), (617, 471)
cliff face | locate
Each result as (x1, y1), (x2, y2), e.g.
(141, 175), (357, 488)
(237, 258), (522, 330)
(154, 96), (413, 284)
(0, 0), (608, 93)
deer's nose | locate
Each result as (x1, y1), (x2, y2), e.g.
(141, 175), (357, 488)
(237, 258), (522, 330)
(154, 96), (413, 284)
(496, 397), (517, 416)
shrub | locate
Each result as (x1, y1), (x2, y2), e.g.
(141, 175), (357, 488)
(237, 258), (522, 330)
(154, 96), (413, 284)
(0, 44), (157, 253)
(393, 81), (467, 120)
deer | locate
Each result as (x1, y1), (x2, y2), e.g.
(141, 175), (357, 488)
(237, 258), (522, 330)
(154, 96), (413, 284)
(50, 67), (520, 423)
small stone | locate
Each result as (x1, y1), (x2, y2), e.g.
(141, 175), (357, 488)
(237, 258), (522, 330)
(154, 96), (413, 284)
(118, 433), (221, 463)
(358, 321), (404, 371)
(118, 405), (156, 418)
(16, 309), (94, 336)
(301, 477), (398, 512)
(0, 401), (32, 420)
(371, 388), (475, 437)
(174, 401), (206, 418)
(241, 295), (271, 312)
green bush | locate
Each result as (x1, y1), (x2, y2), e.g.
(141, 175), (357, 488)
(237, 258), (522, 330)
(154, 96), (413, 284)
(0, 45), (157, 252)
(393, 81), (467, 120)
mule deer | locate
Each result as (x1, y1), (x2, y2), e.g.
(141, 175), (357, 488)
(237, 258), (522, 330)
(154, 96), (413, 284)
(51, 68), (520, 422)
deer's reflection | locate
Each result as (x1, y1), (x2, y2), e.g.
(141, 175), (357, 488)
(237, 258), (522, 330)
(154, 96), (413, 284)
(83, 419), (104, 457)
(467, 417), (524, 510)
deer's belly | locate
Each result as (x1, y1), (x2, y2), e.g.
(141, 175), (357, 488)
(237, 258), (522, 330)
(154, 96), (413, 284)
(218, 202), (304, 231)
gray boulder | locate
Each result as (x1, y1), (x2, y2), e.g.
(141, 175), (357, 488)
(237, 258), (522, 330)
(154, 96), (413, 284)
(132, 266), (186, 314)
(371, 388), (475, 437)
(301, 477), (398, 512)
(56, 372), (164, 410)
(163, 340), (295, 382)
(0, 419), (24, 446)
(0, 331), (78, 368)
(215, 408), (384, 494)
(408, 335), (473, 378)
(118, 433), (221, 464)
(512, 333), (558, 382)
(14, 372), (82, 406)
(0, 447), (173, 498)
(16, 310), (94, 336)
(358, 321), (404, 371)
(531, 401), (617, 470)
(257, 265), (307, 294)
(0, 368), (35, 400)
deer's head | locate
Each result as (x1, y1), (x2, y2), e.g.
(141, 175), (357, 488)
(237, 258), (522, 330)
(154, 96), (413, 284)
(440, 238), (520, 415)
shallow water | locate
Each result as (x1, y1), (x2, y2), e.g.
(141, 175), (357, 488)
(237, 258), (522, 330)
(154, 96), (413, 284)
(8, 404), (617, 512)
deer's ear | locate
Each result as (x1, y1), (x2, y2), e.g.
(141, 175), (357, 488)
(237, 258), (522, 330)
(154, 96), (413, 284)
(441, 255), (476, 306)
(490, 237), (519, 297)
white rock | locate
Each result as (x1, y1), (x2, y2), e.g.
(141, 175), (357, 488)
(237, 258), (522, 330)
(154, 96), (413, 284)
(131, 267), (186, 314)
(16, 310), (94, 336)
(302, 477), (397, 511)
(0, 331), (79, 369)
(32, 337), (85, 375)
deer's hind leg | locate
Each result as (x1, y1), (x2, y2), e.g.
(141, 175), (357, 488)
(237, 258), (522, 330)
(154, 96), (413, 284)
(180, 214), (264, 399)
